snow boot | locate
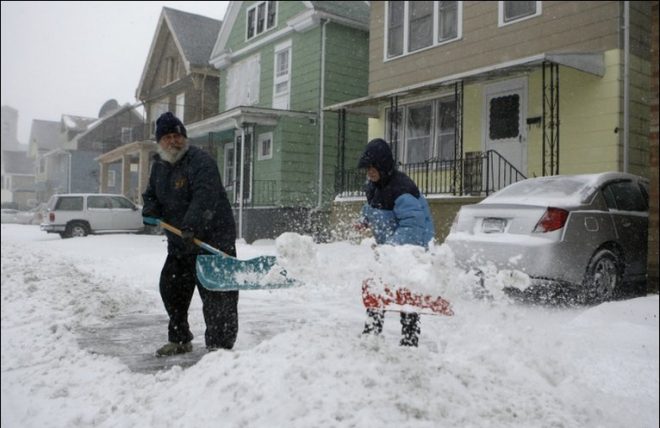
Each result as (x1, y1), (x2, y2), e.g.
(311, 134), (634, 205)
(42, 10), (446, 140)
(400, 312), (420, 347)
(156, 341), (192, 357)
(362, 309), (385, 335)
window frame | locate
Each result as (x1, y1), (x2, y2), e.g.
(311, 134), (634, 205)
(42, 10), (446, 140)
(246, 1), (278, 41)
(257, 132), (273, 160)
(175, 92), (185, 121)
(272, 40), (292, 109)
(384, 1), (463, 61)
(498, 1), (542, 27)
(385, 94), (457, 165)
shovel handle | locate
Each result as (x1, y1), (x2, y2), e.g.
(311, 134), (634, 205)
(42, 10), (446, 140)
(152, 219), (232, 259)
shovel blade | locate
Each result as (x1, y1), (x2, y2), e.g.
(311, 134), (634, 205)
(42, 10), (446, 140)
(196, 255), (297, 291)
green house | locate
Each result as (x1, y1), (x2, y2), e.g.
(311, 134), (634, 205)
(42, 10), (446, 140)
(185, 1), (370, 242)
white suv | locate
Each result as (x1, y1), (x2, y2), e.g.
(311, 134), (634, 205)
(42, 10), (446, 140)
(41, 193), (144, 238)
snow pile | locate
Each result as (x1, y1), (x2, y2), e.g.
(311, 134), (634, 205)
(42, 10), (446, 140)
(1, 224), (658, 428)
(275, 232), (318, 282)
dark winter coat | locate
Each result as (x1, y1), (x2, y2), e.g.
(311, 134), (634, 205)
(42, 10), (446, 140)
(358, 138), (435, 247)
(142, 145), (236, 256)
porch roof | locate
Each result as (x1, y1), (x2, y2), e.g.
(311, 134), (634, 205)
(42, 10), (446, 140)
(94, 141), (156, 163)
(324, 52), (605, 117)
(186, 106), (318, 138)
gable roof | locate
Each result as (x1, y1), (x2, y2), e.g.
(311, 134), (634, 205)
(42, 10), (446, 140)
(2, 150), (34, 175)
(210, 1), (369, 66)
(70, 103), (144, 145)
(61, 114), (96, 133)
(136, 7), (222, 98)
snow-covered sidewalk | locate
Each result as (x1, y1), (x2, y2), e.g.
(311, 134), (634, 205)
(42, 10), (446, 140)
(2, 224), (658, 427)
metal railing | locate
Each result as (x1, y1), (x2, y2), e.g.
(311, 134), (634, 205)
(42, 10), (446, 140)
(233, 180), (277, 207)
(335, 150), (526, 197)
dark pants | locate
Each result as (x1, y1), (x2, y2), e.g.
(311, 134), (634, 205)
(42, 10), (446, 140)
(159, 254), (239, 349)
(363, 309), (420, 347)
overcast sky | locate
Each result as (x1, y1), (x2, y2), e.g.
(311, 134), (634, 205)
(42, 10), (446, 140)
(1, 1), (230, 144)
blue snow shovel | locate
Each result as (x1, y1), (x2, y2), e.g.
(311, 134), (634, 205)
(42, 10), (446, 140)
(143, 218), (298, 291)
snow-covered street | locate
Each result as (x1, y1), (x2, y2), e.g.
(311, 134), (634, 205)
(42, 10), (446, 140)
(2, 224), (658, 428)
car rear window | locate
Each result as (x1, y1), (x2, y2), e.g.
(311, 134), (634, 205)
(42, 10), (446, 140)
(54, 196), (83, 211)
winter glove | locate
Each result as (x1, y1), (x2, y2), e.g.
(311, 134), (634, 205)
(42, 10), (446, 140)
(143, 216), (160, 226)
(181, 229), (197, 253)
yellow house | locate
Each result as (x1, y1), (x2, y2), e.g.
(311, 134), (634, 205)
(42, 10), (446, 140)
(328, 1), (651, 196)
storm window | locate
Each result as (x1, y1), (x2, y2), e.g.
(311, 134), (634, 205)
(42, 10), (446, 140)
(386, 95), (457, 164)
(247, 1), (277, 40)
(499, 1), (541, 26)
(386, 1), (462, 59)
(272, 40), (292, 109)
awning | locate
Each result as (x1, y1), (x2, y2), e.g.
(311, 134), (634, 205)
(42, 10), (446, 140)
(94, 141), (156, 163)
(187, 106), (318, 138)
(325, 52), (605, 117)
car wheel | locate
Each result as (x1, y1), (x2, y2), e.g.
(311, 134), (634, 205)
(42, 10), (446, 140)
(65, 222), (88, 238)
(582, 249), (621, 304)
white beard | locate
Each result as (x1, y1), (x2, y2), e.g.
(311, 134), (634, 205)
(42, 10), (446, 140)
(157, 143), (189, 164)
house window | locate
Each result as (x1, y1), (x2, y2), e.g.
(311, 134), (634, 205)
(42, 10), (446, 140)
(150, 99), (169, 138)
(176, 93), (185, 120)
(405, 103), (433, 163)
(258, 132), (273, 160)
(386, 95), (457, 164)
(121, 127), (132, 144)
(247, 1), (277, 40)
(273, 40), (292, 109)
(165, 57), (179, 83)
(489, 94), (520, 140)
(438, 1), (458, 42)
(224, 143), (235, 191)
(226, 54), (260, 109)
(386, 1), (462, 59)
(409, 1), (433, 52)
(498, 1), (541, 26)
(108, 170), (116, 188)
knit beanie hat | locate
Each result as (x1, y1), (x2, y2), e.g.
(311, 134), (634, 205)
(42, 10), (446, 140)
(155, 112), (187, 142)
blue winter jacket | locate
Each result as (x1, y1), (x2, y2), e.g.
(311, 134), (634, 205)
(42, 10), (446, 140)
(362, 193), (435, 247)
(358, 138), (435, 247)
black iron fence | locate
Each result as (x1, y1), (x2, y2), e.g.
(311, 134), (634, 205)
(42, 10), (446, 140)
(335, 150), (526, 198)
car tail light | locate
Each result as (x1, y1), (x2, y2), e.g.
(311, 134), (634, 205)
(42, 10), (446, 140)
(533, 207), (568, 233)
(49, 212), (55, 222)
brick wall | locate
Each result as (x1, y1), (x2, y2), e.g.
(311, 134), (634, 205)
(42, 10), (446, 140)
(648, 1), (659, 292)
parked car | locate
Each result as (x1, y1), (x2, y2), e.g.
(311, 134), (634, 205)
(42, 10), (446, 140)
(41, 193), (144, 238)
(1, 208), (20, 223)
(16, 205), (45, 225)
(445, 172), (649, 304)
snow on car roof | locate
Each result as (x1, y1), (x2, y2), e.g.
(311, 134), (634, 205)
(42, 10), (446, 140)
(482, 174), (604, 206)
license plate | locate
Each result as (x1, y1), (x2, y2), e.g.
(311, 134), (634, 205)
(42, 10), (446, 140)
(482, 217), (506, 233)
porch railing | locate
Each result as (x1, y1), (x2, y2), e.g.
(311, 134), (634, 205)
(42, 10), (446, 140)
(335, 150), (526, 198)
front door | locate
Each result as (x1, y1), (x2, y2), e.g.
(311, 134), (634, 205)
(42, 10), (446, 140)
(483, 78), (527, 191)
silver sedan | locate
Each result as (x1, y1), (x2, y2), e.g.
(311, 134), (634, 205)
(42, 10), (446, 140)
(445, 172), (649, 304)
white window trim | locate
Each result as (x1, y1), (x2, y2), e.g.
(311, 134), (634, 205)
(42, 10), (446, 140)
(384, 1), (463, 62)
(224, 143), (235, 191)
(257, 132), (274, 160)
(246, 1), (278, 41)
(384, 93), (457, 164)
(108, 170), (116, 188)
(272, 39), (292, 109)
(498, 1), (542, 27)
(176, 93), (185, 120)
